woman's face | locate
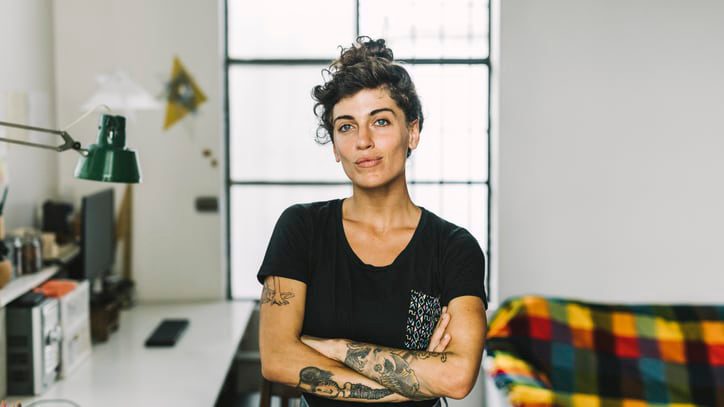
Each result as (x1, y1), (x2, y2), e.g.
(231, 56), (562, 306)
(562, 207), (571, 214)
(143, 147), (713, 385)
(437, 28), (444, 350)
(331, 87), (420, 189)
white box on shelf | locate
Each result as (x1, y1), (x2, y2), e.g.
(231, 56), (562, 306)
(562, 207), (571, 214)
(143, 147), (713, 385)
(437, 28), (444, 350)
(59, 280), (89, 334)
(60, 319), (91, 378)
(57, 280), (91, 378)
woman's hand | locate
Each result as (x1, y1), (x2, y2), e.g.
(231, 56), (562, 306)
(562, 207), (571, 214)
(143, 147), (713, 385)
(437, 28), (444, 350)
(427, 306), (451, 352)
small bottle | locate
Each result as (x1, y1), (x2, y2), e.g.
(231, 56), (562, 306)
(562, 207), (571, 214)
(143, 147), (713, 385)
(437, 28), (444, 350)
(9, 235), (23, 277)
(21, 233), (41, 274)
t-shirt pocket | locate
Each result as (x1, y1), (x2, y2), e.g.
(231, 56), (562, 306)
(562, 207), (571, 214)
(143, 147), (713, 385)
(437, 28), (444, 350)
(404, 290), (442, 350)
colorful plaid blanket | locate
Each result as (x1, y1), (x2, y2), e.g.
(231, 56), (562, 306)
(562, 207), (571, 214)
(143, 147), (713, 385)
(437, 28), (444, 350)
(485, 296), (724, 406)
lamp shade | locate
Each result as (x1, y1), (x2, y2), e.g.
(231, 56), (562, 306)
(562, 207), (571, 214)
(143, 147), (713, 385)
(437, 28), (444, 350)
(74, 114), (142, 183)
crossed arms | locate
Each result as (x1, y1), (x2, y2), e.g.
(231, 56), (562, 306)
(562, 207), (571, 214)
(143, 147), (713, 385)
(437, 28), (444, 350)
(259, 276), (487, 402)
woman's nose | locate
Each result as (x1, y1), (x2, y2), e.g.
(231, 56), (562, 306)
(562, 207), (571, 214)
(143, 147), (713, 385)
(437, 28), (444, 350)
(356, 126), (373, 149)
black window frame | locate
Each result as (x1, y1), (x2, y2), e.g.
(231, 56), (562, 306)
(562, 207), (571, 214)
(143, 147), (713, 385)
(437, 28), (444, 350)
(223, 0), (493, 302)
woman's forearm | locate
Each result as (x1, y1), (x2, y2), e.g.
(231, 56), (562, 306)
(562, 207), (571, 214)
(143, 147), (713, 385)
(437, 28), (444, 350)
(326, 339), (475, 400)
(262, 339), (426, 403)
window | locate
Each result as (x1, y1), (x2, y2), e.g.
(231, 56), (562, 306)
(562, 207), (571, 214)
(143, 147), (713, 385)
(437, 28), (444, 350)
(225, 0), (492, 299)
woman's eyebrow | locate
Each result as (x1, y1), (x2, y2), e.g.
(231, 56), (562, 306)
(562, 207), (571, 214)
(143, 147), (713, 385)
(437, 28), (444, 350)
(333, 115), (354, 124)
(369, 108), (396, 117)
(333, 108), (396, 124)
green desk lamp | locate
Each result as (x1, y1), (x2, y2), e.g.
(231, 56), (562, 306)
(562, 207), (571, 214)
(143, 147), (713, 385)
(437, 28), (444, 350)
(0, 113), (141, 183)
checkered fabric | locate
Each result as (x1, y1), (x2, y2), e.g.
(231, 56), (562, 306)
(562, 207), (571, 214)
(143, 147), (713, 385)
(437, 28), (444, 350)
(485, 296), (724, 406)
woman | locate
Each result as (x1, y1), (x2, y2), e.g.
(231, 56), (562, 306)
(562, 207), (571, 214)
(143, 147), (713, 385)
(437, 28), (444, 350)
(258, 37), (487, 406)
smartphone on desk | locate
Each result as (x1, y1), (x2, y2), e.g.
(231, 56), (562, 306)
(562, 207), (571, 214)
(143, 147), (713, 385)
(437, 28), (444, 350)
(145, 318), (190, 347)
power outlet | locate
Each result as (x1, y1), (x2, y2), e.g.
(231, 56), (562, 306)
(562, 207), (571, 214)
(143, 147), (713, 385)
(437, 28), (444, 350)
(195, 196), (218, 213)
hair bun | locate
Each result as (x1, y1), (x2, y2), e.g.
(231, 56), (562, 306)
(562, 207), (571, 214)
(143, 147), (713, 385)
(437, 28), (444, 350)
(360, 37), (393, 61)
(334, 37), (394, 70)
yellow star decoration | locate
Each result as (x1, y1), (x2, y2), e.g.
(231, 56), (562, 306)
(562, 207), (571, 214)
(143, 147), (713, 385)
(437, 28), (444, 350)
(163, 56), (207, 130)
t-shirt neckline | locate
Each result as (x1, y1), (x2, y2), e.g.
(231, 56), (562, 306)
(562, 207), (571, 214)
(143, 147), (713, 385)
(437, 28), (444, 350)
(337, 198), (427, 271)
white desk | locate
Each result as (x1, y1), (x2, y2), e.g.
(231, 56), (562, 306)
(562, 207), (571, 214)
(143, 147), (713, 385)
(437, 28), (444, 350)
(11, 300), (255, 406)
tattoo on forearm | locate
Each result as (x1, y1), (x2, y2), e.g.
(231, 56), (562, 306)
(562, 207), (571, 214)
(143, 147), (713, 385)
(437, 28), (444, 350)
(261, 276), (294, 306)
(342, 343), (447, 399)
(348, 383), (394, 400)
(298, 367), (339, 397)
(297, 367), (393, 400)
(375, 353), (421, 398)
(404, 350), (448, 363)
(344, 343), (371, 371)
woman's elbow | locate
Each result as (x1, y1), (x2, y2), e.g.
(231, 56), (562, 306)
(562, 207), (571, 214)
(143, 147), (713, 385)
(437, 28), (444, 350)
(445, 377), (476, 400)
(260, 352), (280, 382)
(441, 360), (479, 399)
(260, 345), (290, 383)
(260, 362), (276, 383)
(260, 336), (304, 384)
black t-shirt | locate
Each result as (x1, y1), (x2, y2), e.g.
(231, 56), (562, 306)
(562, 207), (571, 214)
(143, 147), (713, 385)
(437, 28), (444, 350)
(257, 199), (487, 407)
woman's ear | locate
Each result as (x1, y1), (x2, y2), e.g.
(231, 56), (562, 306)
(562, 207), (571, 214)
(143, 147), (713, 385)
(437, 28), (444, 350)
(332, 142), (341, 162)
(407, 119), (420, 152)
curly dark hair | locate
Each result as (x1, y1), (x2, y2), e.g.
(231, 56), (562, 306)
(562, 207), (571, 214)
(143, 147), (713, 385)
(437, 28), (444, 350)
(312, 37), (424, 157)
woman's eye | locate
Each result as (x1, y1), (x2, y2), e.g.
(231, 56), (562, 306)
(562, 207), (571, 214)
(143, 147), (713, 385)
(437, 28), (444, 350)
(338, 124), (353, 133)
(374, 118), (390, 126)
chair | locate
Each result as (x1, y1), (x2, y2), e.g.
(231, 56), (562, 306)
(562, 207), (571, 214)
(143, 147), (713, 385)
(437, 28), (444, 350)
(260, 378), (303, 407)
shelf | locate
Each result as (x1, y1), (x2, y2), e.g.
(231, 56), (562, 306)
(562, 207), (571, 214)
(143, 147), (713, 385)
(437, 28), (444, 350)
(0, 266), (59, 307)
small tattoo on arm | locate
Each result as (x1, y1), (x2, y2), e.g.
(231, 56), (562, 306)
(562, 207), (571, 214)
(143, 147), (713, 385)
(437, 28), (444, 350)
(296, 367), (393, 400)
(406, 350), (448, 363)
(261, 276), (294, 306)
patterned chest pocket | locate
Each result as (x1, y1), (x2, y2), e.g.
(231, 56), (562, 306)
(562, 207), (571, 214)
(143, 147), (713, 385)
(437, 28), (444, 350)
(404, 290), (442, 350)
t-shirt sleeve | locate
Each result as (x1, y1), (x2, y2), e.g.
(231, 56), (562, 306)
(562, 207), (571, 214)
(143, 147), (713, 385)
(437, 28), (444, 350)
(440, 228), (488, 309)
(256, 204), (311, 286)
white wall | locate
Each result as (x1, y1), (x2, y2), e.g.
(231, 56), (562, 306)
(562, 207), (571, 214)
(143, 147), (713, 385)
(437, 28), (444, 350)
(0, 0), (58, 231)
(0, 3), (56, 398)
(53, 0), (225, 301)
(498, 0), (724, 304)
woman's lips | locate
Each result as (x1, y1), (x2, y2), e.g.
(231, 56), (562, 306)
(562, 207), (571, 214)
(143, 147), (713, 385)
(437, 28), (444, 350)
(355, 158), (382, 168)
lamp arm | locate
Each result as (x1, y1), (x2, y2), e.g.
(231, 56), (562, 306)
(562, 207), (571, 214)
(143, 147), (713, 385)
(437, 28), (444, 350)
(0, 120), (85, 155)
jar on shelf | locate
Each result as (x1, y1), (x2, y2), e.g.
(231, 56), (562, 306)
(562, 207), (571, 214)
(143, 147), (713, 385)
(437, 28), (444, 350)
(21, 232), (42, 275)
(6, 235), (23, 277)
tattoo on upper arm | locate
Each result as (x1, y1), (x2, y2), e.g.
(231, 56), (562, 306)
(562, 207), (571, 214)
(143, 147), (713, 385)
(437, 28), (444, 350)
(342, 344), (447, 399)
(297, 367), (393, 400)
(261, 276), (295, 306)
